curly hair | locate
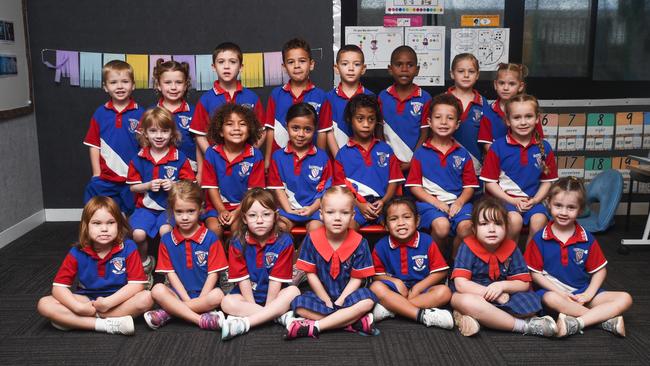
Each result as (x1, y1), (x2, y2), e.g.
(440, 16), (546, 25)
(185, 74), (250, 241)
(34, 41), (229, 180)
(207, 103), (262, 146)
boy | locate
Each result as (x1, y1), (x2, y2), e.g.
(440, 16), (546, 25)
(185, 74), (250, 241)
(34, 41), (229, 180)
(378, 46), (431, 170)
(318, 44), (374, 157)
(264, 38), (327, 169)
(83, 60), (144, 215)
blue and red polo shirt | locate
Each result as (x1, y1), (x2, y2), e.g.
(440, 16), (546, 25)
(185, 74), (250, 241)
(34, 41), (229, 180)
(153, 99), (197, 165)
(318, 83), (375, 148)
(478, 99), (545, 145)
(447, 87), (489, 173)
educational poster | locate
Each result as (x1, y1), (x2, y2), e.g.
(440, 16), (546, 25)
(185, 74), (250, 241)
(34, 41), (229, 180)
(345, 27), (404, 69)
(614, 112), (643, 150)
(460, 15), (501, 27)
(0, 54), (17, 76)
(540, 113), (559, 150)
(584, 157), (612, 185)
(384, 15), (423, 27)
(450, 28), (509, 71)
(404, 26), (445, 86)
(557, 113), (586, 151)
(263, 51), (288, 86)
(612, 156), (639, 193)
(385, 0), (444, 14)
(585, 113), (614, 151)
(172, 55), (197, 89)
(642, 112), (650, 149)
(557, 156), (585, 179)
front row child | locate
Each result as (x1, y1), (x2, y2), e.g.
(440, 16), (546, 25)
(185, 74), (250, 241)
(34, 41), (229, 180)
(37, 196), (153, 336)
(524, 177), (633, 337)
(370, 197), (454, 329)
(144, 181), (227, 331)
(220, 188), (301, 340)
(285, 186), (377, 339)
(450, 197), (556, 337)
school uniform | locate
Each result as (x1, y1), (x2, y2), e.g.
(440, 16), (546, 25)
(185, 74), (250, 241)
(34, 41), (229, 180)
(524, 222), (608, 297)
(478, 99), (545, 146)
(378, 84), (431, 163)
(451, 236), (542, 316)
(372, 232), (448, 292)
(155, 225), (228, 299)
(406, 140), (478, 233)
(480, 133), (558, 224)
(318, 83), (374, 148)
(153, 100), (198, 171)
(228, 233), (294, 304)
(53, 240), (148, 300)
(447, 87), (489, 175)
(291, 227), (377, 315)
(267, 145), (332, 223)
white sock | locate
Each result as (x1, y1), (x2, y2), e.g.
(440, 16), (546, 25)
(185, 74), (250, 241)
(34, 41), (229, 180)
(243, 317), (251, 331)
(513, 318), (526, 333)
(577, 317), (585, 330)
(314, 320), (321, 331)
(95, 318), (107, 332)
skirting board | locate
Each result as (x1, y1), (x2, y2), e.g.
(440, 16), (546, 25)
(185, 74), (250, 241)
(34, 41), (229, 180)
(0, 210), (46, 250)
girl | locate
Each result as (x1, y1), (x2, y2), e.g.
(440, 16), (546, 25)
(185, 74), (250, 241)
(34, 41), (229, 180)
(285, 186), (377, 340)
(267, 103), (332, 232)
(450, 197), (556, 337)
(128, 107), (195, 283)
(480, 94), (558, 245)
(144, 180), (228, 331)
(219, 188), (301, 340)
(201, 103), (265, 238)
(524, 177), (633, 337)
(332, 94), (404, 229)
(369, 197), (454, 329)
(37, 196), (152, 335)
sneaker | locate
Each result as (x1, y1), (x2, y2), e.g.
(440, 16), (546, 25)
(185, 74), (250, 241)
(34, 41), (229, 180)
(344, 313), (377, 335)
(453, 310), (480, 337)
(556, 313), (581, 338)
(221, 316), (250, 341)
(218, 270), (234, 294)
(524, 316), (557, 337)
(144, 309), (171, 330)
(104, 316), (135, 336)
(275, 310), (296, 328)
(51, 321), (70, 331)
(142, 255), (156, 275)
(284, 319), (319, 340)
(145, 273), (154, 291)
(372, 303), (395, 322)
(601, 316), (626, 337)
(199, 310), (224, 331)
(292, 265), (307, 286)
(421, 308), (454, 329)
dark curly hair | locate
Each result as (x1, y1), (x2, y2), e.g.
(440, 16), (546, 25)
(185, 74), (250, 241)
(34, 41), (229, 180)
(207, 103), (262, 146)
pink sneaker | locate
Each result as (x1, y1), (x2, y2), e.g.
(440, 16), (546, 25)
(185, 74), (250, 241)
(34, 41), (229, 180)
(199, 311), (224, 331)
(284, 319), (319, 340)
(144, 309), (171, 330)
(344, 313), (377, 335)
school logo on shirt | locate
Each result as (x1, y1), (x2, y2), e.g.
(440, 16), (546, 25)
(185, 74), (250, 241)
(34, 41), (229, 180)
(573, 248), (587, 265)
(239, 161), (253, 177)
(240, 103), (255, 110)
(265, 252), (278, 268)
(307, 102), (321, 112)
(110, 257), (126, 275)
(163, 166), (177, 180)
(308, 165), (324, 181)
(452, 155), (465, 170)
(472, 108), (483, 122)
(412, 255), (427, 272)
(128, 118), (140, 133)
(178, 115), (191, 129)
(376, 152), (389, 168)
(533, 153), (543, 170)
(411, 102), (423, 116)
(195, 250), (208, 267)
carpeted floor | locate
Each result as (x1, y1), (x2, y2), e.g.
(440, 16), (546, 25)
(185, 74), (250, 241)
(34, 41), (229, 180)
(0, 218), (648, 365)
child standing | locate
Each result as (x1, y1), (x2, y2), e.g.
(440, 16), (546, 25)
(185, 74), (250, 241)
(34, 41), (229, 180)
(332, 94), (404, 229)
(83, 60), (144, 214)
(450, 197), (556, 337)
(267, 103), (332, 232)
(379, 46), (431, 170)
(219, 188), (301, 340)
(144, 181), (227, 331)
(201, 103), (265, 238)
(37, 196), (152, 335)
(480, 94), (558, 244)
(285, 187), (377, 340)
(369, 197), (454, 329)
(524, 177), (633, 337)
(265, 38), (327, 168)
(406, 94), (478, 256)
(319, 44), (374, 156)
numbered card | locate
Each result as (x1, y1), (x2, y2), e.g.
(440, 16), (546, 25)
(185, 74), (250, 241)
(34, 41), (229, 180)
(643, 112), (650, 149)
(557, 113), (586, 151)
(614, 112), (643, 150)
(584, 157), (612, 185)
(557, 156), (585, 178)
(540, 113), (559, 150)
(585, 113), (614, 151)
(612, 156), (639, 193)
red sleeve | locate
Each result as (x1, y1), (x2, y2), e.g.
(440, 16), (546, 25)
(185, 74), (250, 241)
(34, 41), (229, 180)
(125, 250), (147, 282)
(200, 156), (218, 188)
(388, 154), (405, 182)
(420, 100), (431, 127)
(266, 159), (283, 188)
(155, 243), (174, 272)
(253, 96), (265, 126)
(478, 116), (494, 143)
(405, 157), (423, 186)
(126, 161), (142, 184)
(53, 253), (78, 286)
(450, 268), (473, 280)
(585, 240), (607, 273)
(247, 160), (265, 188)
(178, 160), (196, 181)
(208, 239), (229, 273)
(83, 117), (101, 148)
(227, 244), (250, 281)
(540, 148), (559, 181)
(372, 248), (387, 275)
(269, 243), (293, 282)
(189, 101), (209, 135)
(480, 149), (501, 181)
(427, 241), (449, 273)
(462, 156), (479, 187)
(523, 240), (544, 273)
(318, 100), (333, 131)
(316, 159), (332, 192)
(265, 96), (276, 128)
(332, 159), (347, 186)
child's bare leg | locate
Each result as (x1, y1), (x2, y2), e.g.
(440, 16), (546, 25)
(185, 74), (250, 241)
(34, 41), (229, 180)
(37, 295), (96, 330)
(159, 224), (173, 237)
(577, 291), (632, 327)
(133, 229), (148, 258)
(430, 218), (450, 251)
(453, 220), (473, 259)
(100, 290), (153, 318)
(205, 217), (223, 238)
(305, 220), (323, 232)
(246, 286), (301, 327)
(278, 216), (294, 233)
(408, 285), (452, 309)
(370, 281), (419, 320)
(304, 299), (375, 331)
(451, 293), (515, 331)
(221, 294), (264, 317)
(507, 212), (523, 242)
(526, 213), (548, 246)
(542, 291), (590, 317)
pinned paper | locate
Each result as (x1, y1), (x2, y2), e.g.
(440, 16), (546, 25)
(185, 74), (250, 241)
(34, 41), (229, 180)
(149, 55), (171, 88)
(195, 54), (214, 91)
(385, 0), (443, 14)
(450, 28), (509, 71)
(615, 112), (643, 150)
(264, 52), (287, 86)
(540, 113), (559, 150)
(103, 53), (125, 64)
(345, 26), (404, 69)
(42, 50), (80, 86)
(585, 113), (614, 151)
(557, 156), (585, 178)
(613, 156), (639, 193)
(584, 157), (612, 185)
(384, 15), (423, 27)
(125, 54), (148, 89)
(557, 113), (586, 151)
(172, 55), (197, 89)
(405, 26), (445, 86)
(241, 53), (264, 88)
(79, 52), (103, 88)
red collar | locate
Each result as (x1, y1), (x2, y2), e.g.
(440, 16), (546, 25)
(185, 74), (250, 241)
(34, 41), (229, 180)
(505, 132), (538, 148)
(335, 83), (365, 99)
(387, 84), (422, 102)
(388, 232), (420, 249)
(447, 87), (482, 106)
(311, 227), (362, 264)
(137, 146), (179, 164)
(422, 139), (461, 155)
(492, 98), (506, 118)
(213, 81), (243, 96)
(81, 242), (124, 260)
(542, 221), (588, 247)
(245, 232), (278, 248)
(346, 138), (379, 152)
(282, 80), (315, 99)
(104, 99), (138, 113)
(171, 224), (209, 246)
(213, 144), (255, 163)
(157, 99), (190, 113)
(284, 143), (317, 157)
(464, 235), (517, 281)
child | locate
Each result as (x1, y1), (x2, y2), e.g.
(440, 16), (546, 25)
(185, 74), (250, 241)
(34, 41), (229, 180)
(201, 103), (265, 238)
(152, 58), (198, 172)
(219, 188), (301, 340)
(379, 45), (431, 169)
(369, 197), (454, 329)
(332, 94), (404, 229)
(318, 44), (375, 156)
(406, 94), (478, 256)
(127, 107), (195, 282)
(37, 196), (152, 335)
(524, 177), (633, 337)
(450, 197), (556, 337)
(268, 103), (332, 232)
(144, 180), (228, 331)
(285, 186), (377, 340)
(480, 94), (558, 244)
(83, 60), (144, 214)
(264, 38), (327, 169)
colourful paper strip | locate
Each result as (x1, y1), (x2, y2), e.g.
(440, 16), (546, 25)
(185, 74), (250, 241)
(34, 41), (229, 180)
(241, 53), (264, 88)
(195, 54), (214, 91)
(79, 52), (103, 88)
(125, 54), (149, 89)
(172, 55), (197, 90)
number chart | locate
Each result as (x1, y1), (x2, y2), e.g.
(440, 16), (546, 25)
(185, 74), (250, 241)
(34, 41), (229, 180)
(585, 113), (614, 151)
(557, 113), (586, 151)
(540, 113), (559, 150)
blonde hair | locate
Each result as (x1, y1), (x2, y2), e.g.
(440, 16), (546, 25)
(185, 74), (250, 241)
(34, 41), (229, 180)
(547, 176), (587, 213)
(504, 94), (549, 175)
(137, 107), (182, 148)
(77, 196), (129, 249)
(152, 58), (191, 99)
(168, 180), (203, 211)
(496, 62), (528, 83)
(102, 60), (134, 84)
(321, 186), (355, 210)
(451, 53), (479, 71)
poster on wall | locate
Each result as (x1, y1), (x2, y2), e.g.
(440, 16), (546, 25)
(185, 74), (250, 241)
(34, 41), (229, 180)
(0, 54), (18, 76)
(345, 26), (404, 69)
(450, 28), (509, 71)
(385, 0), (444, 14)
(404, 26), (445, 86)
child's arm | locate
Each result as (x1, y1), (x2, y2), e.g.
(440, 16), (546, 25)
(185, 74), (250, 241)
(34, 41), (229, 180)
(373, 275), (409, 296)
(326, 131), (339, 157)
(449, 187), (474, 217)
(195, 135), (210, 155)
(272, 189), (297, 213)
(409, 270), (448, 299)
(237, 279), (257, 304)
(207, 188), (232, 224)
(265, 280), (282, 304)
(167, 272), (192, 301)
(529, 181), (552, 206)
(573, 267), (606, 305)
(198, 272), (219, 298)
(264, 129), (274, 170)
(370, 182), (398, 215)
(485, 182), (524, 207)
(530, 271), (572, 294)
(89, 147), (101, 176)
(195, 143), (204, 184)
(306, 273), (333, 308)
(93, 283), (145, 314)
(317, 132), (328, 151)
(334, 277), (363, 306)
(51, 286), (96, 317)
(297, 199), (321, 217)
(410, 186), (449, 212)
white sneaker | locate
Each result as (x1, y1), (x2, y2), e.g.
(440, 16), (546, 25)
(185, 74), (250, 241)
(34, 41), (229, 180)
(601, 316), (626, 337)
(221, 316), (250, 341)
(525, 315), (557, 337)
(104, 316), (135, 336)
(372, 303), (395, 322)
(275, 310), (295, 327)
(421, 308), (454, 329)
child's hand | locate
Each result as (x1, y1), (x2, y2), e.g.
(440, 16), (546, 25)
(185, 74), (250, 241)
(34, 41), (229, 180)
(369, 200), (384, 216)
(358, 201), (378, 220)
(483, 282), (505, 302)
(569, 292), (592, 305)
(433, 200), (450, 214)
(512, 197), (529, 212)
(160, 179), (173, 191)
(325, 298), (334, 309)
(75, 301), (97, 317)
(295, 207), (312, 217)
(496, 292), (510, 305)
(217, 210), (232, 226)
(333, 297), (345, 308)
(223, 208), (239, 226)
(448, 202), (463, 217)
(150, 179), (162, 192)
(92, 297), (111, 313)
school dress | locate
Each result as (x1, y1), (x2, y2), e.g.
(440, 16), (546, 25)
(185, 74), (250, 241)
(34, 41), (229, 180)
(291, 227), (377, 315)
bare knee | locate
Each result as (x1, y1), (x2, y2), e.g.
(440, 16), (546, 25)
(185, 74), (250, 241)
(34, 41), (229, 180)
(37, 296), (55, 317)
(451, 293), (483, 313)
(150, 283), (169, 301)
(221, 294), (238, 314)
(428, 285), (452, 303)
(207, 288), (225, 307)
(370, 281), (390, 299)
(432, 219), (450, 238)
(283, 285), (301, 299)
(306, 220), (323, 232)
(357, 299), (375, 313)
(456, 221), (473, 238)
(134, 291), (154, 312)
(133, 229), (147, 243)
(542, 291), (566, 309)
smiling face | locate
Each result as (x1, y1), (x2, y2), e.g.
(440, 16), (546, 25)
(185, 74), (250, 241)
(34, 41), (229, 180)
(220, 112), (250, 147)
(172, 198), (201, 236)
(494, 70), (524, 101)
(385, 203), (419, 242)
(144, 125), (172, 151)
(335, 50), (366, 85)
(321, 191), (354, 236)
(429, 103), (460, 139)
(450, 58), (479, 91)
(548, 190), (581, 229)
(88, 208), (118, 250)
(283, 48), (314, 83)
(213, 50), (242, 84)
(243, 200), (276, 240)
(157, 70), (187, 104)
(287, 115), (315, 151)
(103, 70), (135, 104)
(388, 50), (419, 87)
(506, 101), (538, 141)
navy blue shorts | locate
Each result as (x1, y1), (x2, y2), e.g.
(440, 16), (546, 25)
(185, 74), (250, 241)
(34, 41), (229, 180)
(279, 209), (321, 224)
(291, 288), (377, 315)
(129, 208), (173, 238)
(505, 202), (549, 226)
(416, 202), (472, 236)
(84, 176), (135, 214)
